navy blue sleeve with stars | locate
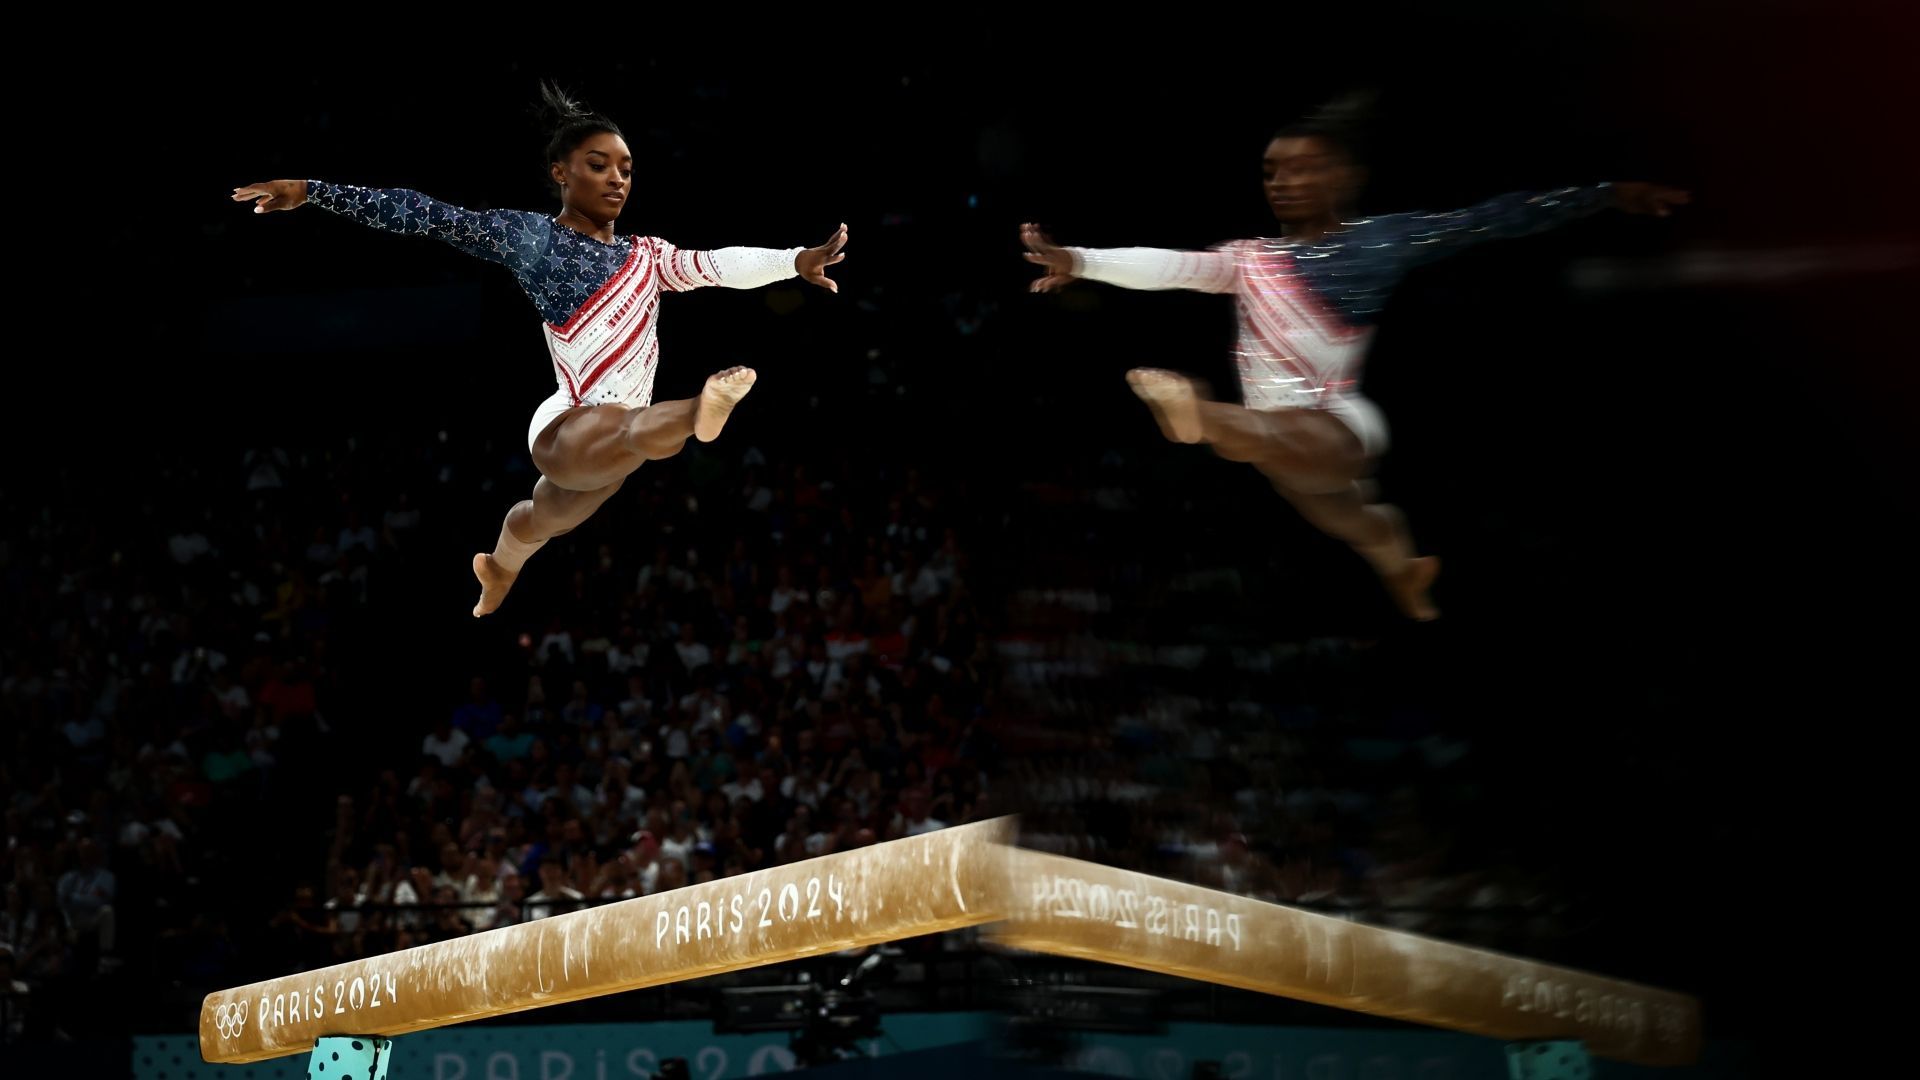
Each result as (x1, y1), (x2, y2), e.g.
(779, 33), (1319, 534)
(306, 180), (550, 268)
(305, 181), (640, 325)
(1287, 184), (1615, 325)
(1366, 185), (1613, 270)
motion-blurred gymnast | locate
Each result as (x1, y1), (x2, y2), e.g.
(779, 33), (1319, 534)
(1022, 96), (1687, 619)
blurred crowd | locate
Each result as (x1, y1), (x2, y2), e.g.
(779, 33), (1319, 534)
(2, 423), (993, 1038)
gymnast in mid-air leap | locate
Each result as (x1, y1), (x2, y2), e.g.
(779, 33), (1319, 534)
(235, 83), (848, 617)
(1022, 96), (1688, 620)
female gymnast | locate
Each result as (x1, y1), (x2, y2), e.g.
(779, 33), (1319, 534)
(235, 84), (847, 617)
(1021, 98), (1687, 619)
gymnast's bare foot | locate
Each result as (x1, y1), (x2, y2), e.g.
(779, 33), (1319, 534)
(1388, 556), (1440, 621)
(1126, 367), (1205, 444)
(695, 366), (757, 443)
(472, 553), (518, 617)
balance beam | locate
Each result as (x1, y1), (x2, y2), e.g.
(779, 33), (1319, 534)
(202, 824), (1701, 1068)
(988, 848), (1701, 1067)
(199, 818), (1013, 1064)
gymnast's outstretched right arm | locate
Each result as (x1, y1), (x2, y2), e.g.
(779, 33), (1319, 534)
(232, 179), (550, 272)
(1020, 223), (1236, 294)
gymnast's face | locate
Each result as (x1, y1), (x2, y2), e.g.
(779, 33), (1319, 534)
(1263, 136), (1359, 226)
(553, 131), (634, 224)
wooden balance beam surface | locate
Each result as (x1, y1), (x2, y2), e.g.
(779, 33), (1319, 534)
(200, 819), (1013, 1064)
(203, 825), (1701, 1068)
(988, 849), (1701, 1067)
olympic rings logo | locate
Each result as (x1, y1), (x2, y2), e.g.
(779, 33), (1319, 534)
(213, 1000), (249, 1040)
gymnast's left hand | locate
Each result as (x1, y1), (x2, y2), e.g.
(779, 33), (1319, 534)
(1610, 182), (1691, 218)
(796, 224), (849, 293)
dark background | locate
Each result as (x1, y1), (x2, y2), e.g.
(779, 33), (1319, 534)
(9, 6), (1916, 1071)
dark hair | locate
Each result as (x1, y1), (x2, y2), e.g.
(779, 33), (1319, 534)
(1273, 90), (1379, 165)
(537, 81), (624, 187)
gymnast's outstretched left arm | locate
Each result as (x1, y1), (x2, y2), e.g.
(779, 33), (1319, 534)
(651, 223), (850, 293)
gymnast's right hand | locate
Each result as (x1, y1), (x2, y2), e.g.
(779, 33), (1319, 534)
(232, 179), (309, 213)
